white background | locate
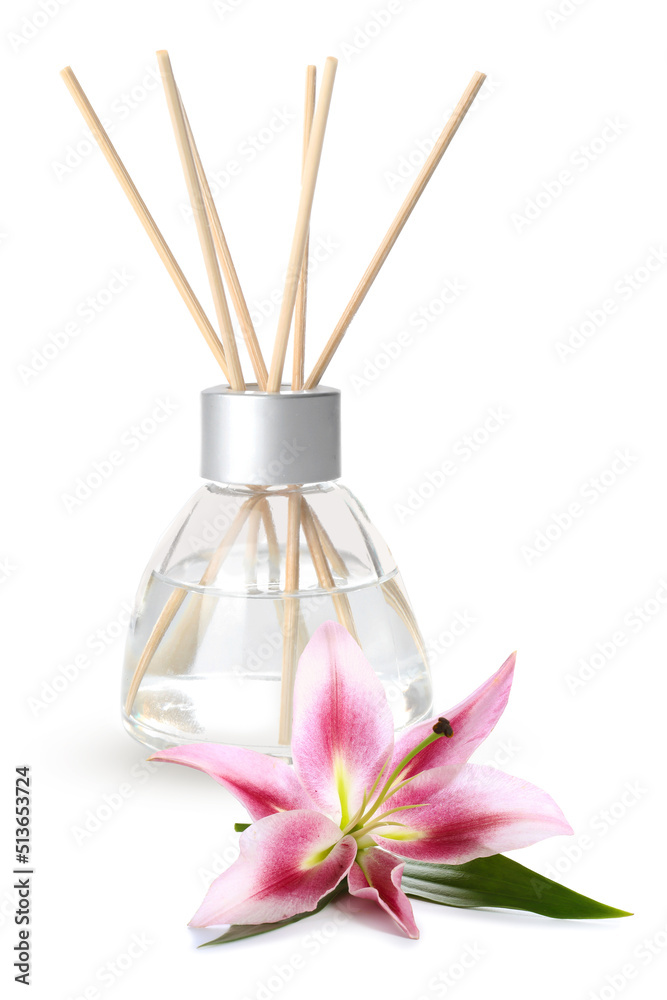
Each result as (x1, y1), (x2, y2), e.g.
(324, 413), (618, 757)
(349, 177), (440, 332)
(2, 0), (665, 998)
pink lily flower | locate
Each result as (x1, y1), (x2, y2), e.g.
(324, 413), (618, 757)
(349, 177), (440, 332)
(151, 622), (572, 939)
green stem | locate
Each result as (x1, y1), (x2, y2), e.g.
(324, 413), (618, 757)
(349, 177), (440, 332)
(351, 820), (406, 841)
(355, 731), (444, 829)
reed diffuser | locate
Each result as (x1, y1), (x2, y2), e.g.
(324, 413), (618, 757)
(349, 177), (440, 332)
(61, 54), (485, 755)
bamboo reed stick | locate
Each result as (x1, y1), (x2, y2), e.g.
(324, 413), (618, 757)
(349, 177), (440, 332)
(260, 498), (282, 589)
(340, 500), (429, 667)
(259, 498), (309, 650)
(300, 498), (359, 642)
(244, 503), (263, 589)
(181, 96), (269, 389)
(306, 504), (347, 580)
(60, 66), (229, 378)
(304, 70), (486, 388)
(278, 493), (302, 743)
(267, 57), (338, 392)
(157, 50), (246, 390)
(381, 576), (430, 669)
(291, 65), (317, 391)
(124, 495), (261, 714)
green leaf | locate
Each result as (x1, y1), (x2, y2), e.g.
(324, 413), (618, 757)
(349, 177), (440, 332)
(234, 823), (250, 833)
(402, 854), (631, 920)
(198, 884), (345, 947)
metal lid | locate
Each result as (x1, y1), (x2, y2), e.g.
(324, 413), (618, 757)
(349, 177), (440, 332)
(201, 385), (341, 486)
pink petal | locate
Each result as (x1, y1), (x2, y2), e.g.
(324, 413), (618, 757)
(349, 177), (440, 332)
(291, 622), (394, 825)
(374, 763), (573, 864)
(348, 848), (419, 939)
(149, 743), (314, 821)
(389, 652), (516, 780)
(189, 810), (357, 926)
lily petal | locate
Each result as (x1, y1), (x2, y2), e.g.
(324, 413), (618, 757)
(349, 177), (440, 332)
(190, 810), (357, 926)
(389, 652), (516, 780)
(149, 743), (314, 821)
(374, 763), (572, 864)
(291, 622), (394, 825)
(348, 847), (419, 939)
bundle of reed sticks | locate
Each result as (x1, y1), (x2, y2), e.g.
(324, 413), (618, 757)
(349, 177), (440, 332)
(60, 54), (486, 745)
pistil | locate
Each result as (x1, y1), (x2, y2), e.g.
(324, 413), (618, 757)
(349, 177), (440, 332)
(352, 719), (453, 830)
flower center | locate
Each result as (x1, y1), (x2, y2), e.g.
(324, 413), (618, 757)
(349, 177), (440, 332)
(342, 719), (453, 840)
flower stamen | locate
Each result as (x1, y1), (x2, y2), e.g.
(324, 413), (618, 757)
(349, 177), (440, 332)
(432, 717), (454, 737)
(350, 802), (426, 845)
(355, 724), (453, 829)
(351, 819), (408, 841)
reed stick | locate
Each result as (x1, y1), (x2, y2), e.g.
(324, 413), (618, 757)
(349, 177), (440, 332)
(244, 503), (263, 588)
(300, 498), (359, 642)
(60, 66), (229, 378)
(304, 70), (486, 388)
(278, 493), (302, 744)
(292, 65), (317, 391)
(124, 495), (261, 714)
(259, 498), (309, 650)
(260, 497), (282, 589)
(307, 504), (347, 580)
(157, 50), (246, 391)
(181, 97), (269, 389)
(267, 57), (338, 392)
(339, 500), (429, 667)
(381, 576), (430, 669)
(311, 505), (430, 706)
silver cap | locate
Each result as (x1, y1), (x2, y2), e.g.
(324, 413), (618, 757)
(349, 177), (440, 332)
(201, 385), (341, 486)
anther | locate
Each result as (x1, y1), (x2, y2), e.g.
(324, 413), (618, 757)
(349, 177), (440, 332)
(432, 717), (453, 737)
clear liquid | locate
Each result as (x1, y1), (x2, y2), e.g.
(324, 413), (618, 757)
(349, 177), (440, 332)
(122, 569), (432, 755)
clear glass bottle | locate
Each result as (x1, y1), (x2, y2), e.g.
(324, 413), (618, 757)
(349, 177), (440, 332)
(121, 386), (432, 755)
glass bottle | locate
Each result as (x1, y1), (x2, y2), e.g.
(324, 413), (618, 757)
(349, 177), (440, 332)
(121, 385), (433, 755)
